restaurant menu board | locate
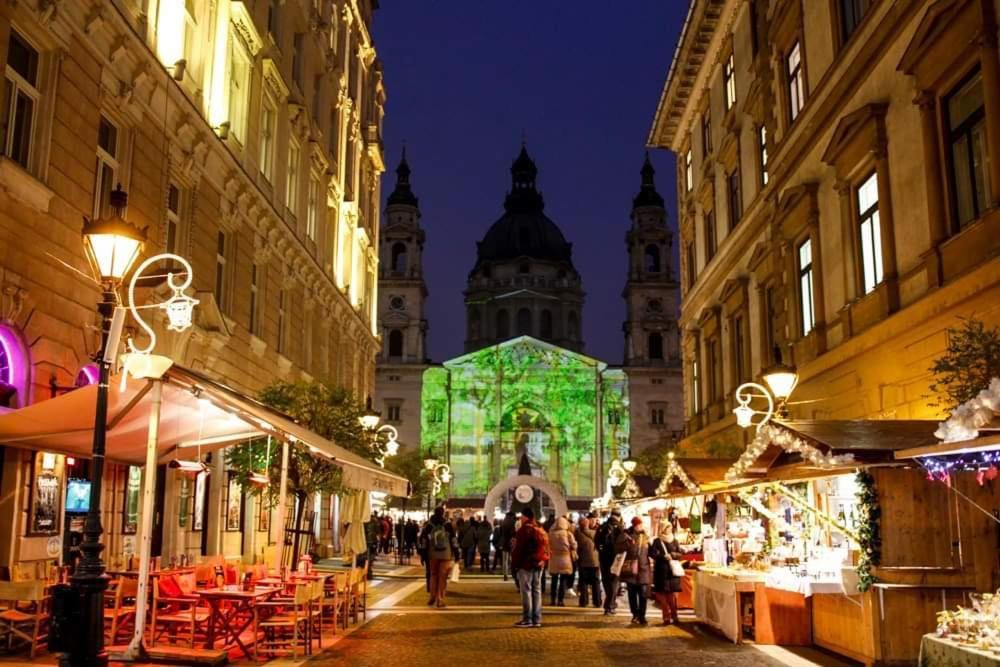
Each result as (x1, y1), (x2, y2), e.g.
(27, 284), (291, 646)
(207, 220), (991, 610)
(225, 475), (242, 531)
(192, 472), (206, 531)
(28, 452), (61, 535)
(122, 466), (141, 534)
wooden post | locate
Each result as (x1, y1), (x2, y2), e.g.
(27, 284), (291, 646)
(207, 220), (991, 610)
(273, 439), (290, 568)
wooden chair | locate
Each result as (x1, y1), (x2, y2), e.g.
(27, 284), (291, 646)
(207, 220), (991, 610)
(0, 580), (49, 657)
(257, 581), (314, 658)
(192, 563), (216, 588)
(149, 573), (209, 648)
(349, 564), (368, 623)
(104, 576), (138, 644)
(320, 572), (346, 634)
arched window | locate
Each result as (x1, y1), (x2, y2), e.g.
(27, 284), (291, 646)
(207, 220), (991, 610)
(468, 309), (481, 339)
(567, 311), (579, 341)
(390, 242), (408, 274)
(496, 309), (510, 339)
(645, 244), (661, 273)
(388, 329), (403, 358)
(648, 332), (664, 360)
(540, 309), (553, 339)
(0, 326), (26, 408)
(516, 308), (532, 336)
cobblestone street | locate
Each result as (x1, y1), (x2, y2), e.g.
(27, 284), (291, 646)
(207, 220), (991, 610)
(304, 567), (858, 667)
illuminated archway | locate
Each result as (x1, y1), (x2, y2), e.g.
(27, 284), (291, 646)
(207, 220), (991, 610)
(0, 324), (29, 408)
(483, 474), (568, 520)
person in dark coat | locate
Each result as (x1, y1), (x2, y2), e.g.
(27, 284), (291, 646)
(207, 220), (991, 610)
(595, 510), (624, 615)
(616, 516), (652, 625)
(500, 511), (517, 580)
(419, 507), (459, 608)
(461, 517), (479, 569)
(574, 515), (602, 608)
(476, 519), (493, 572)
(650, 521), (684, 624)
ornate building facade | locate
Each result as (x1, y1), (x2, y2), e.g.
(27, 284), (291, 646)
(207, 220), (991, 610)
(0, 0), (384, 571)
(649, 0), (1000, 455)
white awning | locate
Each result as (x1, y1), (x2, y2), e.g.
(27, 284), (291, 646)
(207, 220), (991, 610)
(0, 364), (410, 496)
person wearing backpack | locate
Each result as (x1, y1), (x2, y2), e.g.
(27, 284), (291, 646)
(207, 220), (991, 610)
(511, 507), (549, 627)
(419, 506), (457, 608)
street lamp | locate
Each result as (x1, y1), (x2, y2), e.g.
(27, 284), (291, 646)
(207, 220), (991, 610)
(74, 186), (145, 666)
(422, 452), (451, 514)
(762, 345), (799, 404)
(359, 398), (399, 467)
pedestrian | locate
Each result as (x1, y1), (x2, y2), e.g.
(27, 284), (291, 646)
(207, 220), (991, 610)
(511, 507), (549, 627)
(491, 520), (503, 572)
(650, 521), (683, 625)
(461, 516), (479, 569)
(547, 516), (577, 606)
(419, 506), (458, 608)
(595, 510), (624, 615)
(575, 514), (602, 608)
(417, 519), (431, 592)
(616, 516), (652, 626)
(365, 512), (380, 565)
(500, 511), (517, 581)
(477, 518), (493, 572)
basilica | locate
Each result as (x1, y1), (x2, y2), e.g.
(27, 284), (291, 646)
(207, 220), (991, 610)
(375, 146), (682, 510)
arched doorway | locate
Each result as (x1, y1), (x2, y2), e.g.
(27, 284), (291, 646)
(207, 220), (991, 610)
(483, 474), (568, 522)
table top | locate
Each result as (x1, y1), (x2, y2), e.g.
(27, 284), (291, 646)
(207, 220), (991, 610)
(107, 568), (195, 577)
(195, 585), (279, 600)
(921, 633), (1000, 664)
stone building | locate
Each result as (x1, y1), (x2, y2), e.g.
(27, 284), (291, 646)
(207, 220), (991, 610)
(0, 0), (384, 571)
(649, 0), (1000, 457)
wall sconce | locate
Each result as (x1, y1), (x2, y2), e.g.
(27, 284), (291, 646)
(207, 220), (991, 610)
(41, 452), (57, 470)
(166, 59), (187, 81)
(213, 121), (230, 140)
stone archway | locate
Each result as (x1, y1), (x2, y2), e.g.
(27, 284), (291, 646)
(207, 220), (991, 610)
(483, 474), (568, 519)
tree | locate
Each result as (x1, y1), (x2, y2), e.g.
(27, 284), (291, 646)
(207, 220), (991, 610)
(384, 450), (431, 509)
(226, 380), (379, 563)
(930, 318), (1000, 410)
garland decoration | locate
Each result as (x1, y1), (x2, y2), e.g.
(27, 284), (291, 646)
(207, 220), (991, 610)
(765, 482), (859, 542)
(655, 456), (701, 496)
(855, 470), (881, 593)
(725, 424), (854, 482)
(934, 377), (1000, 443)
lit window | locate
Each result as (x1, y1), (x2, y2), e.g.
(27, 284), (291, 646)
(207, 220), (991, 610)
(286, 137), (300, 215)
(684, 150), (693, 192)
(724, 54), (736, 111)
(249, 263), (260, 335)
(306, 174), (320, 240)
(277, 288), (287, 354)
(93, 115), (119, 219)
(787, 41), (805, 122)
(227, 39), (251, 143)
(183, 0), (198, 69)
(798, 238), (816, 336)
(259, 98), (276, 181)
(857, 172), (883, 294)
(759, 125), (769, 186)
(215, 231), (228, 312)
(946, 69), (990, 228)
(2, 30), (39, 169)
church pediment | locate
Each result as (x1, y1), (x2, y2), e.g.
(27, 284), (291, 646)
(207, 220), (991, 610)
(494, 289), (560, 301)
(443, 335), (606, 372)
(381, 311), (410, 327)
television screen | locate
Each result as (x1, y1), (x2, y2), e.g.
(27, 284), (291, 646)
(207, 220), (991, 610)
(65, 479), (91, 512)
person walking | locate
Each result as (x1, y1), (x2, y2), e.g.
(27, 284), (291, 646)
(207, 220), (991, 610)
(596, 510), (624, 615)
(575, 514), (602, 608)
(547, 516), (577, 606)
(420, 507), (458, 608)
(511, 508), (548, 627)
(500, 511), (517, 581)
(650, 521), (684, 624)
(461, 517), (479, 569)
(617, 516), (652, 625)
(476, 518), (493, 572)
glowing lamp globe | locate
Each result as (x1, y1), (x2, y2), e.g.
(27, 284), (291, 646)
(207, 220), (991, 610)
(360, 410), (380, 430)
(385, 439), (399, 457)
(440, 469), (452, 484)
(623, 458), (637, 473)
(423, 457), (439, 471)
(82, 187), (145, 283)
(763, 363), (799, 402)
(162, 291), (199, 331)
(734, 403), (755, 428)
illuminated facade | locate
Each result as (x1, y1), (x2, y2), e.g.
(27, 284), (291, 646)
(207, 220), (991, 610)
(649, 0), (1000, 457)
(0, 0), (385, 570)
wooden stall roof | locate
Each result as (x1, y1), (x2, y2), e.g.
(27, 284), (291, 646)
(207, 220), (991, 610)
(895, 429), (1000, 460)
(781, 420), (940, 455)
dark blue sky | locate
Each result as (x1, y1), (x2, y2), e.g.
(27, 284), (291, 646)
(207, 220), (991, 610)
(375, 2), (687, 363)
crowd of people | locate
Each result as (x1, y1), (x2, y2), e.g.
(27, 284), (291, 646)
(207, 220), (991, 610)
(404, 506), (686, 628)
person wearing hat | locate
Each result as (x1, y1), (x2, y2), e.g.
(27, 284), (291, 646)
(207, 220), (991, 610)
(574, 514), (602, 608)
(616, 516), (652, 625)
(595, 510), (624, 615)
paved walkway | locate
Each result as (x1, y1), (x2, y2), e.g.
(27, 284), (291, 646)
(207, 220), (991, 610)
(301, 565), (859, 667)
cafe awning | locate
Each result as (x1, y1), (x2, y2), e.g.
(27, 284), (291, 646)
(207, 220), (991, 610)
(0, 364), (409, 496)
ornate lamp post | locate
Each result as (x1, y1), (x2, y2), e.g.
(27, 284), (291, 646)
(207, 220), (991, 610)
(359, 398), (399, 467)
(422, 453), (451, 514)
(733, 355), (799, 432)
(74, 188), (145, 666)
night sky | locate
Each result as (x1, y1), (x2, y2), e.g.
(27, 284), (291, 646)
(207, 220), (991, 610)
(374, 2), (687, 364)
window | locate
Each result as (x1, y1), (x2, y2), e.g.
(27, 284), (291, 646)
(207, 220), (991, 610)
(496, 309), (509, 339)
(266, 0), (280, 41)
(764, 284), (778, 353)
(306, 174), (320, 240)
(249, 263), (260, 335)
(286, 137), (300, 215)
(2, 30), (39, 169)
(650, 406), (666, 426)
(651, 377), (665, 385)
(291, 33), (304, 89)
(702, 111), (712, 156)
(645, 244), (661, 273)
(709, 337), (723, 401)
(684, 150), (693, 192)
(391, 242), (408, 274)
(277, 288), (287, 354)
(759, 125), (769, 186)
(165, 184), (182, 254)
(428, 401), (445, 424)
(386, 403), (401, 423)
(388, 330), (403, 357)
(648, 332), (664, 360)
(516, 308), (532, 336)
(328, 11), (338, 52)
(946, 69), (990, 228)
(227, 39), (251, 143)
(733, 315), (747, 383)
(540, 309), (553, 340)
(839, 0), (871, 44)
(787, 41), (805, 122)
(856, 172), (884, 294)
(704, 210), (717, 264)
(93, 115), (119, 219)
(183, 0), (198, 66)
(685, 241), (697, 289)
(798, 238), (816, 336)
(691, 359), (701, 414)
(312, 75), (322, 122)
(727, 167), (742, 228)
(723, 54), (736, 111)
(215, 230), (228, 312)
(259, 97), (276, 181)
(607, 409), (621, 426)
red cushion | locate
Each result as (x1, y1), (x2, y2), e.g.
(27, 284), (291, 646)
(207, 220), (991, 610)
(224, 566), (238, 585)
(158, 575), (182, 598)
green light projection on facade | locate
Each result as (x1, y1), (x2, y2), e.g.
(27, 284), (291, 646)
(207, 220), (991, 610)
(421, 337), (629, 498)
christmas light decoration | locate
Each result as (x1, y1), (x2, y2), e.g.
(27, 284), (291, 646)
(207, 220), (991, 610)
(654, 452), (700, 496)
(725, 424), (853, 482)
(934, 377), (1000, 443)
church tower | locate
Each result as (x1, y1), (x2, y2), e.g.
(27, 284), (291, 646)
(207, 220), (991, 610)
(623, 155), (684, 454)
(378, 149), (428, 363)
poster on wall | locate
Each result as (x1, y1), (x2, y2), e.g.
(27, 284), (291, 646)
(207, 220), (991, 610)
(192, 472), (206, 531)
(28, 452), (61, 536)
(178, 475), (189, 528)
(122, 466), (141, 534)
(225, 475), (242, 531)
(257, 497), (270, 537)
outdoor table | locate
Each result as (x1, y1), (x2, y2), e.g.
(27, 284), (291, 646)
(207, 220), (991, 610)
(919, 633), (1000, 666)
(196, 585), (279, 659)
